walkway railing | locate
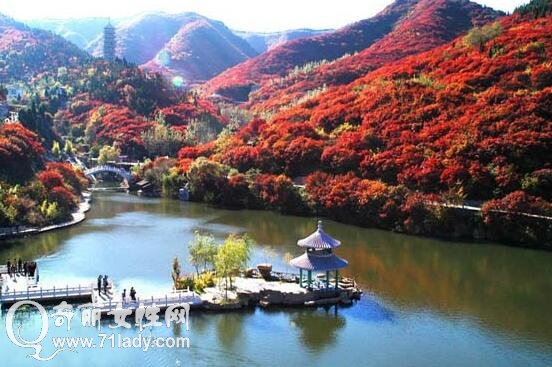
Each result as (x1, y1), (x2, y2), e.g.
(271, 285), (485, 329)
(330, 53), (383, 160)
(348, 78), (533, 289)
(84, 165), (132, 181)
(96, 291), (200, 313)
(0, 284), (95, 304)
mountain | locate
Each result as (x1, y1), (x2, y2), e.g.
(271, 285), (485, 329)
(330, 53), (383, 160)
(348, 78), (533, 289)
(196, 7), (551, 245)
(25, 13), (335, 85)
(142, 17), (257, 82)
(217, 8), (551, 194)
(234, 29), (332, 53)
(87, 12), (257, 83)
(0, 13), (89, 82)
(248, 0), (503, 111)
(203, 0), (502, 102)
(87, 13), (202, 64)
(27, 17), (115, 49)
(203, 0), (420, 101)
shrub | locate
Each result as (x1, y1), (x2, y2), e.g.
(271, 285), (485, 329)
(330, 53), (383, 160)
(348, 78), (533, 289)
(463, 22), (503, 51)
(193, 272), (215, 294)
(251, 174), (307, 214)
(175, 276), (195, 291)
(187, 158), (231, 203)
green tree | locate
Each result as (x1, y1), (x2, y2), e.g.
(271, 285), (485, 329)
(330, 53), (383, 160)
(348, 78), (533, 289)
(172, 256), (182, 288)
(63, 139), (74, 155)
(187, 158), (230, 203)
(188, 231), (218, 275)
(185, 117), (223, 146)
(161, 167), (186, 198)
(51, 141), (61, 158)
(214, 234), (253, 298)
(98, 145), (120, 165)
(0, 84), (7, 100)
(515, 0), (552, 18)
(463, 22), (503, 51)
(141, 121), (185, 158)
(40, 200), (61, 223)
(85, 106), (105, 144)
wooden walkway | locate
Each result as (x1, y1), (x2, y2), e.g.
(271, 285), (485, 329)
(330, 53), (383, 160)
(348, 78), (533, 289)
(0, 274), (201, 312)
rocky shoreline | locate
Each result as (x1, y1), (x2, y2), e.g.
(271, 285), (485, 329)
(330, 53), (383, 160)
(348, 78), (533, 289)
(196, 277), (362, 311)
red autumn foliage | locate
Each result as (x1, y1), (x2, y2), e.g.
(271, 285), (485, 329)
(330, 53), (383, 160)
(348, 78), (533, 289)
(254, 121), (325, 176)
(483, 190), (552, 217)
(247, 0), (501, 112)
(219, 173), (256, 208)
(203, 0), (429, 100)
(177, 142), (216, 160)
(0, 15), (87, 82)
(229, 14), (552, 201)
(237, 118), (266, 141)
(157, 98), (221, 128)
(321, 131), (368, 173)
(305, 171), (399, 224)
(96, 106), (150, 150)
(47, 185), (77, 211)
(482, 191), (552, 245)
(177, 158), (193, 174)
(37, 170), (65, 190)
(251, 174), (304, 213)
(59, 98), (152, 159)
(36, 163), (85, 213)
(0, 123), (45, 182)
(44, 162), (89, 195)
(220, 146), (261, 172)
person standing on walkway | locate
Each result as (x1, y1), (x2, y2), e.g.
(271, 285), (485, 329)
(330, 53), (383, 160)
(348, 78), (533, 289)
(17, 258), (22, 273)
(122, 289), (127, 303)
(97, 275), (102, 295)
(103, 275), (109, 294)
(130, 287), (136, 302)
(6, 260), (11, 277)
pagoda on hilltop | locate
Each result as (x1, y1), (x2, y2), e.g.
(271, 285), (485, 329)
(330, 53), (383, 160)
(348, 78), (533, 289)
(290, 220), (348, 290)
(103, 21), (116, 61)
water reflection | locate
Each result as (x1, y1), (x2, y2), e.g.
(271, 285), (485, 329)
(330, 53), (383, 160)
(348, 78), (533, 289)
(1, 192), (551, 353)
(216, 312), (245, 350)
(206, 210), (552, 345)
(290, 308), (346, 352)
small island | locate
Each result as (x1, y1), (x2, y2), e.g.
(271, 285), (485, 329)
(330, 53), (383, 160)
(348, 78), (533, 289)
(0, 220), (361, 312)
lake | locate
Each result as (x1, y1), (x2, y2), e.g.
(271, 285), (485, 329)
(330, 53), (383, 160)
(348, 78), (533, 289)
(0, 192), (551, 366)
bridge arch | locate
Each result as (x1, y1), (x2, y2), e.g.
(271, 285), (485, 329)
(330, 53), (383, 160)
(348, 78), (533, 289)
(84, 165), (133, 182)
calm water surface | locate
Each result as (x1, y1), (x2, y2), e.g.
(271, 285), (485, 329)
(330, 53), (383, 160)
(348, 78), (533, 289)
(0, 192), (551, 366)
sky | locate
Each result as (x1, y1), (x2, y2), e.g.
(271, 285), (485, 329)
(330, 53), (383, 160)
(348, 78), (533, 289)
(0, 0), (531, 32)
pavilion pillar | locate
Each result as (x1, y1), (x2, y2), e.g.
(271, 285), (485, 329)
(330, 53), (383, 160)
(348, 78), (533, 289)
(307, 271), (312, 289)
(335, 270), (339, 289)
(299, 269), (303, 288)
(325, 271), (330, 289)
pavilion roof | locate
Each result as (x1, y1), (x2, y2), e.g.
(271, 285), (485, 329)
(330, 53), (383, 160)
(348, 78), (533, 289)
(289, 252), (348, 272)
(297, 221), (341, 249)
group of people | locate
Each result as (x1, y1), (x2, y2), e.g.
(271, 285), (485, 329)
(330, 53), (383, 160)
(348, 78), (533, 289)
(96, 275), (138, 303)
(122, 287), (137, 303)
(97, 275), (110, 295)
(5, 259), (38, 278)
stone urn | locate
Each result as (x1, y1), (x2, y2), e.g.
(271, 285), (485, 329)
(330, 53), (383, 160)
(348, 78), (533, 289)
(257, 264), (273, 279)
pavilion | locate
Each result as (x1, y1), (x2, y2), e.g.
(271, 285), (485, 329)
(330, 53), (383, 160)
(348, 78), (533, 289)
(290, 220), (348, 290)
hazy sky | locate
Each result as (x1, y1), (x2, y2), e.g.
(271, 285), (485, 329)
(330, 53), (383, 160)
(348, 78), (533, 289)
(0, 0), (530, 32)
